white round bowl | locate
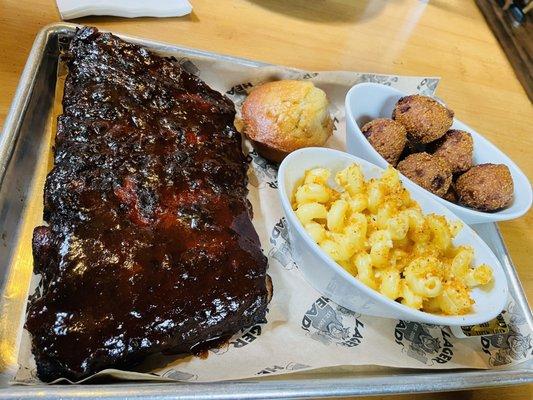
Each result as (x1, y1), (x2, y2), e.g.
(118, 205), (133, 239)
(345, 82), (532, 224)
(278, 147), (509, 325)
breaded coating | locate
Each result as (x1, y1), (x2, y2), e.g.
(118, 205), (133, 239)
(392, 95), (454, 144)
(443, 184), (458, 203)
(361, 118), (407, 166)
(455, 164), (514, 211)
(431, 130), (474, 174)
(398, 141), (417, 162)
(397, 152), (452, 197)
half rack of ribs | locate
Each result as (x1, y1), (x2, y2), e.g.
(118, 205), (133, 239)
(25, 27), (270, 382)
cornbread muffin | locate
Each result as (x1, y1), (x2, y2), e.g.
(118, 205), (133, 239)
(242, 80), (333, 163)
(431, 130), (474, 174)
(455, 164), (514, 211)
(361, 118), (407, 166)
(397, 152), (452, 197)
(392, 95), (454, 144)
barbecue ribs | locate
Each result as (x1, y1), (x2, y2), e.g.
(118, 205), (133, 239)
(25, 27), (270, 382)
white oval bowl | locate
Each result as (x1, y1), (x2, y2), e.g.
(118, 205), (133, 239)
(345, 82), (532, 224)
(278, 147), (508, 325)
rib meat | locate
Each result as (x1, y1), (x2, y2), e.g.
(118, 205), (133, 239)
(25, 27), (270, 382)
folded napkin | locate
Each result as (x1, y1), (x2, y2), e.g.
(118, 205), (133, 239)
(56, 0), (192, 19)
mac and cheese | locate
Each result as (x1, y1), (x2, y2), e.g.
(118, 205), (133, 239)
(293, 164), (493, 315)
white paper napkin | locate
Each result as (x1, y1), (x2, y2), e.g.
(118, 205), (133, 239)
(56, 0), (193, 19)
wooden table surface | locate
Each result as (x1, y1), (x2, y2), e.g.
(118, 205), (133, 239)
(0, 0), (531, 398)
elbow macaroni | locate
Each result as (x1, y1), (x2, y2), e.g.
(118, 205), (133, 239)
(293, 164), (493, 316)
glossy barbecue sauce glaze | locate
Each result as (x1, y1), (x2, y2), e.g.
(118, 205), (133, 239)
(25, 27), (269, 382)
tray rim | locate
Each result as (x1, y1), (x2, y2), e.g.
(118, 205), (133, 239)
(0, 22), (531, 398)
(1, 367), (532, 399)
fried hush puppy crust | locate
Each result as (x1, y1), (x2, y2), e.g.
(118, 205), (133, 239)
(455, 164), (514, 211)
(361, 118), (407, 166)
(431, 129), (474, 174)
(392, 95), (454, 144)
(442, 184), (458, 203)
(397, 152), (452, 197)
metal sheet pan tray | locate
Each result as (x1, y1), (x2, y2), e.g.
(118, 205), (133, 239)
(0, 23), (531, 399)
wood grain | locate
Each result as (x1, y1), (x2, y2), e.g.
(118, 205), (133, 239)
(476, 0), (533, 101)
(0, 0), (531, 398)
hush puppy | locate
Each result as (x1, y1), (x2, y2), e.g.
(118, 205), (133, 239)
(455, 164), (514, 211)
(397, 152), (452, 197)
(431, 130), (474, 174)
(361, 118), (407, 166)
(392, 95), (454, 144)
(442, 184), (458, 203)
